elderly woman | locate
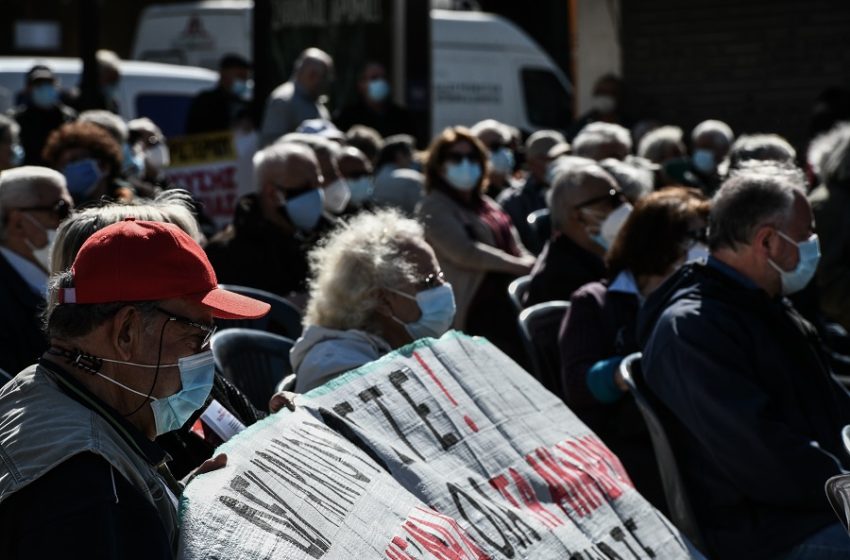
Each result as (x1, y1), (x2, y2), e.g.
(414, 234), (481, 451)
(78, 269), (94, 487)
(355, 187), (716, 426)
(291, 209), (455, 392)
(417, 126), (534, 363)
(558, 186), (710, 511)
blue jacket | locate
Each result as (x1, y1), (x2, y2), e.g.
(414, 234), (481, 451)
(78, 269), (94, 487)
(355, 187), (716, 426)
(637, 259), (850, 560)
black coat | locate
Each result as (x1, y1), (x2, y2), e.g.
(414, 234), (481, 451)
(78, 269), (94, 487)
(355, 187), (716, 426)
(637, 258), (850, 559)
(525, 234), (606, 306)
(185, 86), (249, 135)
(0, 252), (47, 375)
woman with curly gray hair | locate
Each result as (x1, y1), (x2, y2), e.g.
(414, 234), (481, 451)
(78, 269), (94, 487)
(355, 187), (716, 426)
(291, 208), (456, 392)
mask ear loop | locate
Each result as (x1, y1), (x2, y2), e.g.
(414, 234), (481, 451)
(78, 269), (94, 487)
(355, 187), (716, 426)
(123, 317), (169, 418)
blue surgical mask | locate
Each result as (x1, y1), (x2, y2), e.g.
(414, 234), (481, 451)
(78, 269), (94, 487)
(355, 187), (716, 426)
(63, 158), (103, 200)
(490, 147), (515, 175)
(444, 159), (481, 192)
(279, 188), (324, 232)
(95, 350), (216, 436)
(347, 176), (374, 206)
(367, 78), (390, 103)
(768, 232), (821, 295)
(390, 283), (456, 340)
(10, 144), (24, 167)
(31, 84), (59, 109)
(692, 149), (716, 174)
(122, 143), (145, 178)
(231, 79), (251, 100)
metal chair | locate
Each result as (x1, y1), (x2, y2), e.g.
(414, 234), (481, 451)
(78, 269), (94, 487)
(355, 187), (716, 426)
(619, 353), (710, 556)
(508, 275), (532, 313)
(527, 208), (551, 254)
(216, 284), (303, 340)
(211, 329), (294, 411)
(517, 301), (569, 394)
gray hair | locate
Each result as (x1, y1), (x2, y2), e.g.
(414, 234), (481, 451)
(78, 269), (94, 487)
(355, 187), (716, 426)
(572, 122), (633, 160)
(708, 162), (806, 251)
(598, 158), (654, 202)
(96, 49), (121, 74)
(728, 133), (796, 169)
(0, 114), (20, 143)
(293, 47), (333, 76)
(79, 110), (129, 145)
(0, 166), (67, 237)
(812, 123), (850, 186)
(691, 119), (734, 148)
(547, 162), (612, 230)
(304, 209), (425, 331)
(253, 142), (318, 189)
(470, 119), (512, 145)
(637, 125), (684, 163)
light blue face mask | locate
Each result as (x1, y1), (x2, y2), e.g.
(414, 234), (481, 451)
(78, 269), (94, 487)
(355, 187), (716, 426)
(490, 147), (515, 175)
(367, 78), (390, 103)
(444, 159), (482, 192)
(692, 149), (716, 174)
(63, 158), (103, 200)
(347, 176), (374, 205)
(390, 283), (457, 340)
(122, 143), (145, 178)
(768, 231), (821, 295)
(231, 79), (251, 100)
(32, 84), (59, 109)
(279, 188), (324, 233)
(10, 144), (24, 167)
(95, 350), (216, 435)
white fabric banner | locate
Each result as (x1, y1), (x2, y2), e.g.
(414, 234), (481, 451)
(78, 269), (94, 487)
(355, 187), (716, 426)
(179, 333), (689, 559)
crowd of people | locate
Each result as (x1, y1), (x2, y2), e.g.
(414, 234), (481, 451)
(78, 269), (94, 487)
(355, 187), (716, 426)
(2, 45), (850, 559)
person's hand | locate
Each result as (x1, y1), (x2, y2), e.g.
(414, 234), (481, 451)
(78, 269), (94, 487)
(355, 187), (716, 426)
(269, 390), (298, 413)
(182, 453), (227, 486)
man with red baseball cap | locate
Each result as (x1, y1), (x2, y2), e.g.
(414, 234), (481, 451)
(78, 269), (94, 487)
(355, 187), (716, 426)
(0, 218), (269, 559)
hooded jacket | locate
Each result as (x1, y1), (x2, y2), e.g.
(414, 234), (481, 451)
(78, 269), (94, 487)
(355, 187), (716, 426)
(290, 325), (392, 393)
(637, 259), (850, 559)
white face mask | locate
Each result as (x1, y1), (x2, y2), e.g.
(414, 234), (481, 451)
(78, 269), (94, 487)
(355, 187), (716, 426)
(322, 178), (351, 214)
(144, 144), (170, 171)
(592, 94), (616, 114)
(23, 213), (57, 271)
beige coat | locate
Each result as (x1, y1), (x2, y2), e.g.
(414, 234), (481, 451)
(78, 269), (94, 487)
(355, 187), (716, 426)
(417, 189), (532, 328)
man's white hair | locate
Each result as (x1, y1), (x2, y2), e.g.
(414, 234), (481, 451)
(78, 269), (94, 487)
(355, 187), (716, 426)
(305, 209), (425, 331)
(0, 166), (67, 236)
(79, 110), (128, 144)
(470, 119), (512, 145)
(728, 133), (796, 169)
(809, 122), (850, 182)
(637, 125), (684, 163)
(253, 142), (317, 190)
(96, 49), (121, 73)
(572, 122), (632, 160)
(691, 119), (734, 148)
(599, 158), (654, 202)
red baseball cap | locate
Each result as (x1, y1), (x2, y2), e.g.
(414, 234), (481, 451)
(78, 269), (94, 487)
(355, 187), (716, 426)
(59, 218), (270, 319)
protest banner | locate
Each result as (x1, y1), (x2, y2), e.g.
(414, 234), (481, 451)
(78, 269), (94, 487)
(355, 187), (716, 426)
(164, 131), (256, 228)
(180, 333), (689, 559)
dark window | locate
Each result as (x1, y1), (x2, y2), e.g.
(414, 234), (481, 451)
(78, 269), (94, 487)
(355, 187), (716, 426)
(135, 93), (195, 137)
(521, 68), (572, 130)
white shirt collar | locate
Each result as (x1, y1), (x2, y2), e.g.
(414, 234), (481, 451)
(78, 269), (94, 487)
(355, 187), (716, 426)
(0, 246), (47, 296)
(608, 269), (640, 296)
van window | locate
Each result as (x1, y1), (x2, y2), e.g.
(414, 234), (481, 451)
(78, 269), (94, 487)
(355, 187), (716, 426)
(521, 68), (572, 130)
(135, 93), (195, 137)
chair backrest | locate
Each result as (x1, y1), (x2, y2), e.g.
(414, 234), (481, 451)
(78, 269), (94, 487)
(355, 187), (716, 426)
(211, 328), (294, 411)
(826, 473), (850, 533)
(508, 275), (532, 314)
(517, 301), (569, 394)
(0, 367), (11, 383)
(216, 284), (304, 340)
(527, 208), (551, 253)
(619, 353), (710, 556)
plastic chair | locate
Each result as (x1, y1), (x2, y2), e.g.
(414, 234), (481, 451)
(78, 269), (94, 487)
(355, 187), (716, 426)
(619, 353), (710, 556)
(517, 301), (569, 394)
(508, 275), (532, 313)
(527, 208), (551, 254)
(826, 473), (850, 533)
(216, 284), (303, 340)
(211, 329), (294, 411)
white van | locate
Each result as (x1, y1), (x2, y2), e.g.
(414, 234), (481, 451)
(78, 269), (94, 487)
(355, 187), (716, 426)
(132, 3), (573, 134)
(0, 57), (217, 137)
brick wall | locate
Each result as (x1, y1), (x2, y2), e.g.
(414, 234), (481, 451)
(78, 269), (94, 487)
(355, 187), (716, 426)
(620, 0), (850, 150)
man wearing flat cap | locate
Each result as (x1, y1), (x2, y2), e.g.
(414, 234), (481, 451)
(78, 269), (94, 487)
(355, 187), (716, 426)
(0, 218), (269, 559)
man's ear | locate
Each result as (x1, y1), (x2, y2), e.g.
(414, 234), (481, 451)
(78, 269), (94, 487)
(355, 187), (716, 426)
(110, 306), (145, 361)
(752, 224), (776, 258)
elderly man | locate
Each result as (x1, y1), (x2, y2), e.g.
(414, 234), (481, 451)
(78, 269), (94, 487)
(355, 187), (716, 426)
(259, 48), (333, 146)
(334, 61), (414, 138)
(690, 119), (734, 193)
(525, 162), (629, 305)
(498, 130), (566, 254)
(205, 142), (329, 298)
(638, 164), (850, 559)
(0, 218), (268, 558)
(572, 121), (632, 161)
(0, 166), (73, 375)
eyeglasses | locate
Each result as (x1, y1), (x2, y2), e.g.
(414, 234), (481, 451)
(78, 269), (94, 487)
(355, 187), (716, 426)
(416, 270), (445, 291)
(444, 151), (481, 164)
(18, 199), (72, 221)
(574, 188), (626, 210)
(155, 307), (217, 349)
